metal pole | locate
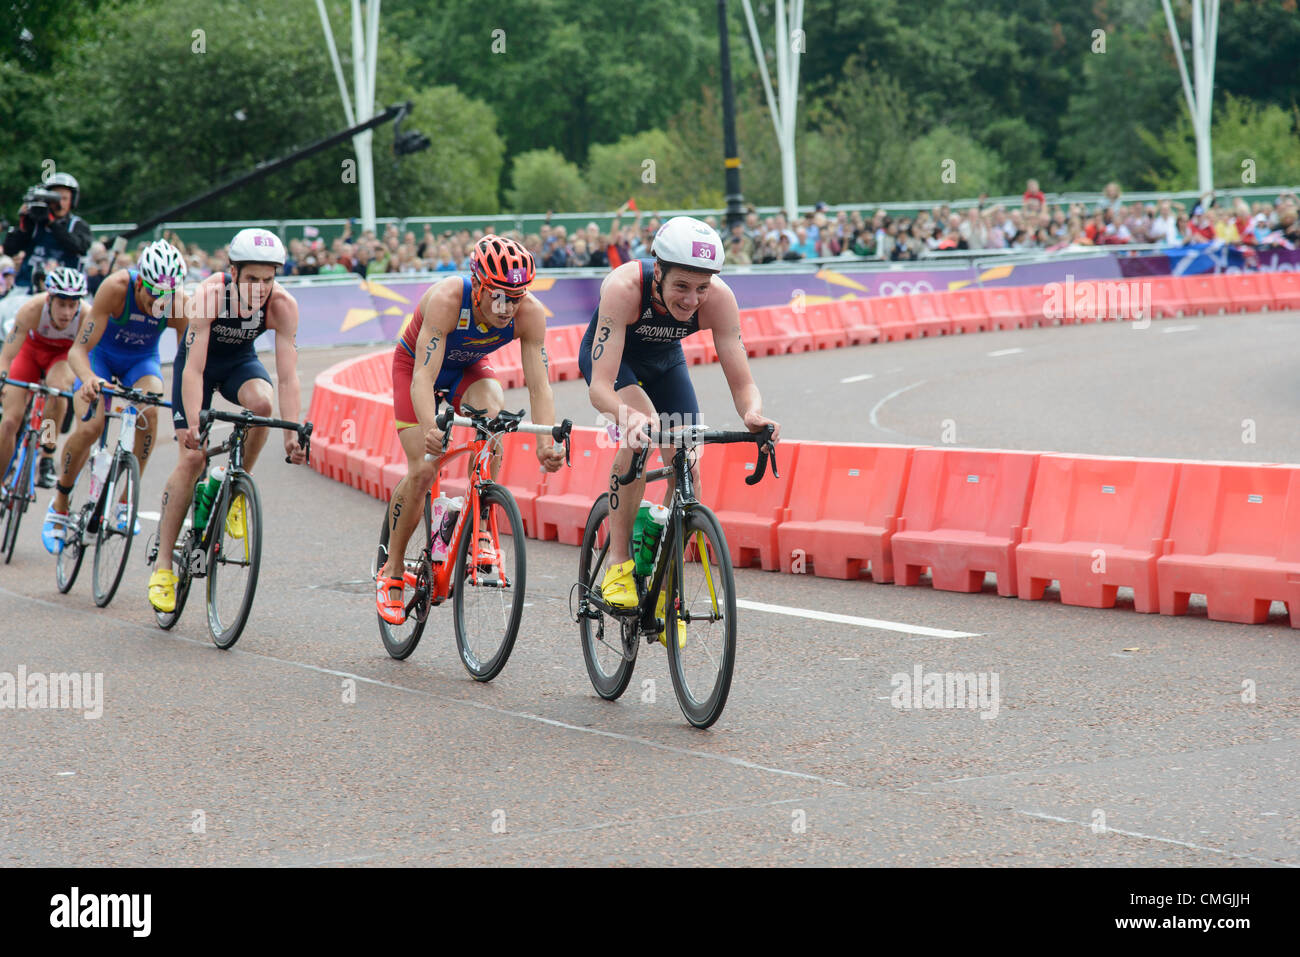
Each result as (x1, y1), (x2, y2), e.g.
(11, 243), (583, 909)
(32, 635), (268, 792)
(316, 0), (355, 126)
(1191, 0), (1212, 198)
(740, 0), (782, 144)
(718, 0), (745, 230)
(773, 0), (797, 220)
(351, 0), (376, 236)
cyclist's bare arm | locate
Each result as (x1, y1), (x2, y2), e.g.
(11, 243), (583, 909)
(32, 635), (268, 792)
(180, 282), (218, 438)
(514, 301), (558, 454)
(0, 295), (43, 376)
(587, 264), (641, 424)
(68, 270), (126, 389)
(700, 281), (780, 441)
(267, 288), (303, 426)
(410, 279), (460, 438)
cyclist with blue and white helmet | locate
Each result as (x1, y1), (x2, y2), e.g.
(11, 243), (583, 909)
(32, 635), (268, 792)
(41, 239), (188, 553)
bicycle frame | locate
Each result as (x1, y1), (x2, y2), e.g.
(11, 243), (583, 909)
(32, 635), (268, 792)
(422, 430), (509, 604)
(4, 391), (46, 497)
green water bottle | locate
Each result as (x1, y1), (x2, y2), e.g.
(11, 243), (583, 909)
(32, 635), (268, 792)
(633, 503), (669, 575)
(193, 467), (225, 530)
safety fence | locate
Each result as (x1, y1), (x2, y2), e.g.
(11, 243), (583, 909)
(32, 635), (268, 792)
(306, 268), (1300, 628)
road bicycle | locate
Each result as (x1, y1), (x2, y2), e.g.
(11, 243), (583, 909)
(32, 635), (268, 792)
(375, 404), (572, 680)
(0, 375), (74, 564)
(146, 407), (313, 648)
(56, 384), (171, 607)
(572, 422), (777, 728)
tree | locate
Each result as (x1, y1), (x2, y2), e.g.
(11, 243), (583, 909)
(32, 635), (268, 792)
(506, 149), (588, 213)
(1142, 93), (1300, 191)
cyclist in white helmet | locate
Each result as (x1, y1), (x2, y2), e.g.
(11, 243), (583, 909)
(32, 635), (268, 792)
(0, 268), (87, 489)
(578, 215), (780, 647)
(147, 228), (306, 613)
(42, 239), (189, 553)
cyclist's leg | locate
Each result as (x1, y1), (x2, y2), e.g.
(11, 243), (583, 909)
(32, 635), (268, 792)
(379, 422), (439, 583)
(0, 364), (31, 476)
(222, 354), (274, 471)
(454, 359), (505, 480)
(53, 350), (113, 512)
(125, 357), (164, 476)
(156, 358), (216, 574)
(42, 355), (75, 458)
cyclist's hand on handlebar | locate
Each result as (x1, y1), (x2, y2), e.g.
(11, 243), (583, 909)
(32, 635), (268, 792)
(423, 424), (446, 459)
(743, 410), (781, 444)
(77, 376), (104, 406)
(284, 434), (307, 465)
(536, 441), (565, 473)
(177, 426), (202, 451)
(624, 409), (654, 450)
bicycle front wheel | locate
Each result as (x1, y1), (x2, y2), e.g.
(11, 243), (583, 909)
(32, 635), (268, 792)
(577, 493), (637, 701)
(1, 435), (32, 564)
(206, 472), (263, 649)
(376, 496), (431, 660)
(452, 483), (526, 681)
(92, 451), (139, 607)
(55, 505), (86, 594)
(664, 503), (737, 729)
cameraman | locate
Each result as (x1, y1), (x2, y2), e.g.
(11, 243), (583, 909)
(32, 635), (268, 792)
(3, 172), (92, 292)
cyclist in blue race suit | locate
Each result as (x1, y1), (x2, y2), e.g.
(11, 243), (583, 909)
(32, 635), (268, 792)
(580, 215), (780, 646)
(41, 239), (188, 552)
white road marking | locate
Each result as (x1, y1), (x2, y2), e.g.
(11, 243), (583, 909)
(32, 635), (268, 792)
(1161, 324), (1198, 334)
(736, 598), (982, 638)
(840, 373), (874, 384)
(137, 510), (160, 522)
(868, 380), (926, 436)
(987, 347), (1023, 357)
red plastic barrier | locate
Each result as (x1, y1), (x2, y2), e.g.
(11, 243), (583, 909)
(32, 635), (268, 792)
(803, 302), (850, 350)
(544, 324), (584, 382)
(739, 308), (787, 357)
(907, 293), (953, 337)
(832, 300), (881, 345)
(1266, 271), (1300, 310)
(696, 440), (799, 570)
(864, 296), (916, 342)
(774, 442), (914, 581)
(494, 430), (550, 537)
(766, 307), (815, 353)
(938, 288), (990, 334)
(1221, 272), (1277, 312)
(1157, 463), (1300, 626)
(891, 448), (1040, 596)
(533, 428), (618, 545)
(982, 286), (1032, 331)
(1017, 454), (1180, 612)
(1148, 277), (1191, 318)
(1178, 273), (1233, 315)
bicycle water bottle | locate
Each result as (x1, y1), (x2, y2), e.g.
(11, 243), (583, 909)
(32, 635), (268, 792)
(87, 448), (112, 500)
(633, 503), (669, 576)
(193, 466), (226, 531)
(429, 494), (463, 562)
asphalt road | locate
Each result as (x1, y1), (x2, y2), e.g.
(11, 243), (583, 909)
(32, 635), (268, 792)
(1, 316), (1296, 866)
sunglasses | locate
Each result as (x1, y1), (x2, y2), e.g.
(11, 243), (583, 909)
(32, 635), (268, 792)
(491, 289), (527, 303)
(141, 276), (178, 296)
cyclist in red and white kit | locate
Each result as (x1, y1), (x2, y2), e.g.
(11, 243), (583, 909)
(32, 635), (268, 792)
(0, 267), (86, 489)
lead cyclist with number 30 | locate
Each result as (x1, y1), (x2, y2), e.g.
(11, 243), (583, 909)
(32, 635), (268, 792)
(147, 228), (307, 614)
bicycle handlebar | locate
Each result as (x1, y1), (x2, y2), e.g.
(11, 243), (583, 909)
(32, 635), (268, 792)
(615, 423), (778, 487)
(198, 408), (313, 464)
(0, 375), (75, 401)
(80, 383), (171, 421)
(422, 406), (573, 465)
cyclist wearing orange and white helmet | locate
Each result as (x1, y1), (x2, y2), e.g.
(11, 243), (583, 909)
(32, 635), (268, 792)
(377, 234), (566, 625)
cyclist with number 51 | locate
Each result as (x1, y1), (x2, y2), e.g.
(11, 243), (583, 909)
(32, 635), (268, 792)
(580, 216), (781, 646)
(147, 228), (306, 613)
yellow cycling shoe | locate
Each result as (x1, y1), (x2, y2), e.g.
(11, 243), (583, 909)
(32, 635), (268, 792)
(656, 590), (687, 650)
(148, 569), (178, 613)
(599, 559), (637, 608)
(225, 495), (246, 539)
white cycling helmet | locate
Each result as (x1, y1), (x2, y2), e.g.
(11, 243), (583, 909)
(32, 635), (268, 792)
(137, 240), (187, 289)
(651, 216), (724, 274)
(228, 228), (286, 267)
(45, 267), (87, 298)
(45, 172), (80, 209)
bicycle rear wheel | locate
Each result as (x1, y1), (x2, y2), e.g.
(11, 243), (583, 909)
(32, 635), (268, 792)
(578, 493), (637, 700)
(664, 503), (737, 729)
(452, 483), (526, 681)
(376, 495), (432, 659)
(206, 472), (263, 649)
(1, 434), (32, 564)
(55, 504), (87, 594)
(92, 451), (139, 607)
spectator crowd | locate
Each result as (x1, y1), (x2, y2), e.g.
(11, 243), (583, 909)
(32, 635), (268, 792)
(6, 180), (1300, 299)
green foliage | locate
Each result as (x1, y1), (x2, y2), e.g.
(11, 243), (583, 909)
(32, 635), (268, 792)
(1142, 93), (1300, 191)
(506, 149), (588, 213)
